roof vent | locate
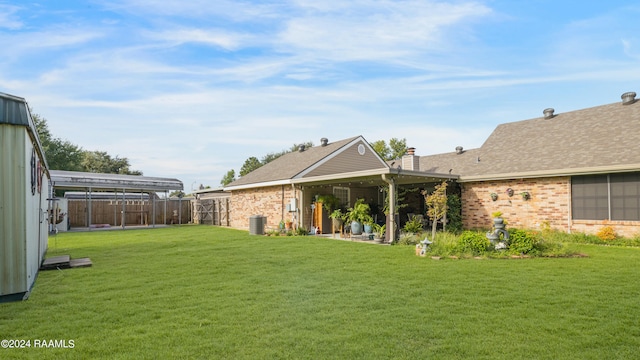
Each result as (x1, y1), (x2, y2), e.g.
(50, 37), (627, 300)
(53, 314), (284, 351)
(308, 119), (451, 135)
(621, 91), (636, 105)
(455, 146), (464, 154)
(543, 108), (555, 119)
(298, 144), (306, 152)
(320, 137), (328, 146)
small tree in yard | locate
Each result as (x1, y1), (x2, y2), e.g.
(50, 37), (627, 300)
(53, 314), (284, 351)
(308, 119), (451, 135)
(423, 181), (448, 239)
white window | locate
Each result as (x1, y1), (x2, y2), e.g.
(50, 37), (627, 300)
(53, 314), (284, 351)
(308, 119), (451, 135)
(333, 187), (350, 208)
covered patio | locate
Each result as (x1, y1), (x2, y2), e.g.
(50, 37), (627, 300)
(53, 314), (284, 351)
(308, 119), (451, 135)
(295, 168), (458, 242)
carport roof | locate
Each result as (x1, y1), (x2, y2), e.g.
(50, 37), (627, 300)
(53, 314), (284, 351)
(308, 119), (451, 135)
(50, 170), (183, 192)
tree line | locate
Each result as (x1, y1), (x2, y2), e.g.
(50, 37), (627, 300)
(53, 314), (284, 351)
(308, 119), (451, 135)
(33, 111), (142, 175)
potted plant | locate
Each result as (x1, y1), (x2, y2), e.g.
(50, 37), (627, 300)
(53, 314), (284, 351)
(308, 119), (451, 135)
(491, 211), (503, 225)
(520, 191), (531, 200)
(318, 194), (341, 234)
(346, 199), (372, 235)
(490, 192), (498, 201)
(329, 209), (345, 237)
(372, 223), (386, 243)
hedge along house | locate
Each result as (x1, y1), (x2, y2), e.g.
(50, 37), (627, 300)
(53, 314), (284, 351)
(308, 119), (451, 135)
(223, 136), (457, 242)
(1, 92), (51, 302)
(421, 91), (640, 237)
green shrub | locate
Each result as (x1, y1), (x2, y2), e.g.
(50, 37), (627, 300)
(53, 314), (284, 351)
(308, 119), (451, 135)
(456, 231), (490, 255)
(446, 194), (462, 233)
(403, 216), (424, 234)
(508, 229), (541, 255)
(428, 232), (459, 257)
(397, 233), (422, 246)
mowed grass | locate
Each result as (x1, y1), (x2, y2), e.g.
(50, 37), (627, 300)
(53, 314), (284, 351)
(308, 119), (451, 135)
(2, 226), (640, 359)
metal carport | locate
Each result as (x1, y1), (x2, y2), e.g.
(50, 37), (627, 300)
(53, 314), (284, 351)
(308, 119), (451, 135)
(49, 170), (183, 229)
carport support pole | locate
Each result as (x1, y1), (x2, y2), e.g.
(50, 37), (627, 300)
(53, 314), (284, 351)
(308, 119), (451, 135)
(152, 192), (156, 228)
(88, 187), (92, 231)
(164, 190), (167, 226)
(114, 190), (117, 226)
(122, 189), (126, 229)
(382, 174), (396, 243)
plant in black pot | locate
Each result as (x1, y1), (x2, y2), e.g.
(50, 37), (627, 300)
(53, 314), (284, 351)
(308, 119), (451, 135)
(347, 199), (372, 236)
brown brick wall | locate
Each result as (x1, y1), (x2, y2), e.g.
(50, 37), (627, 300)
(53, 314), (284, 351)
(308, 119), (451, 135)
(461, 177), (571, 231)
(461, 176), (640, 237)
(229, 185), (296, 230)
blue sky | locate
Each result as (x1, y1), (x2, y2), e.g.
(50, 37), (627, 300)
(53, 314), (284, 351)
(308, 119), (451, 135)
(2, 1), (639, 191)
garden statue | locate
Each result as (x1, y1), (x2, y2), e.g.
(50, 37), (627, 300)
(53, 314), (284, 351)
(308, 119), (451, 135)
(416, 238), (433, 256)
(487, 215), (509, 250)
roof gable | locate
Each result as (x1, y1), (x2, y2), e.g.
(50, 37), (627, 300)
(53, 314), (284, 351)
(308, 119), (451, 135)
(226, 136), (364, 188)
(295, 137), (388, 178)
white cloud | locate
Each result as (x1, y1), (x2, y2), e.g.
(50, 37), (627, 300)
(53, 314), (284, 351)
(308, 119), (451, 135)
(0, 4), (23, 29)
(144, 28), (250, 50)
(277, 1), (492, 61)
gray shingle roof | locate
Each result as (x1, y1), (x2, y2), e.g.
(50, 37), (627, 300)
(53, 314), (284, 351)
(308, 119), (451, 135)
(227, 136), (360, 187)
(421, 98), (640, 180)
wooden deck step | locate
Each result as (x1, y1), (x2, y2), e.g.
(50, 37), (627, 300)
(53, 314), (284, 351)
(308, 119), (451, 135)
(69, 258), (93, 268)
(41, 255), (71, 270)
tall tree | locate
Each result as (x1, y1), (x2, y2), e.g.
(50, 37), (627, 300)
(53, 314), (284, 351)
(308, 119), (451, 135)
(371, 140), (391, 160)
(372, 137), (407, 161)
(220, 169), (236, 186)
(240, 156), (262, 177)
(33, 110), (142, 175)
(388, 138), (407, 160)
(81, 151), (142, 175)
(32, 111), (83, 170)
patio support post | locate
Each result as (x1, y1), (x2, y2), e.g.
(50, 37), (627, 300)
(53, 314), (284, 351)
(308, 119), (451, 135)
(292, 184), (299, 229)
(382, 174), (397, 243)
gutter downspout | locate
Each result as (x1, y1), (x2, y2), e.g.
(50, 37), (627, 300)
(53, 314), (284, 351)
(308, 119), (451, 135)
(381, 173), (397, 243)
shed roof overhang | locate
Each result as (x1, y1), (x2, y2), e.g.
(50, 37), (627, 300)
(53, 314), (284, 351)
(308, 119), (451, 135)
(50, 170), (183, 192)
(224, 168), (457, 191)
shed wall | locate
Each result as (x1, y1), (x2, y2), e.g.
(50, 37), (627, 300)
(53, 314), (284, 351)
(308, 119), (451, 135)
(0, 126), (28, 297)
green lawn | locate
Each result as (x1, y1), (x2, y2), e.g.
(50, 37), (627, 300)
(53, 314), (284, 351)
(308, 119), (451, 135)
(2, 226), (640, 359)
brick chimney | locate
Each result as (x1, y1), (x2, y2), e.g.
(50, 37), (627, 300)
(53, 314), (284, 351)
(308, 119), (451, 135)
(402, 147), (419, 171)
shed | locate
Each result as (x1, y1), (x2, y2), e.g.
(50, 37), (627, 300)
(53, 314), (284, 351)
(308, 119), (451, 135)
(0, 92), (51, 302)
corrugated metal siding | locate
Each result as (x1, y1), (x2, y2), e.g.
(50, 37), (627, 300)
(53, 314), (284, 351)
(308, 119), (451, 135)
(25, 138), (48, 294)
(304, 140), (387, 177)
(0, 93), (29, 126)
(0, 125), (28, 296)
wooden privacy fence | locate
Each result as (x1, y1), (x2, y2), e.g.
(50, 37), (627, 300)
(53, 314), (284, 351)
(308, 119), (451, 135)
(192, 197), (230, 226)
(67, 198), (192, 227)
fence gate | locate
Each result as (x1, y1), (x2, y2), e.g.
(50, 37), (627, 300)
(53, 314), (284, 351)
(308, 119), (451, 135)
(196, 199), (214, 224)
(217, 198), (229, 226)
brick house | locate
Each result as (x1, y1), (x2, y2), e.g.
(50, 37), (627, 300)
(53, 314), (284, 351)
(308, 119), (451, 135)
(422, 91), (640, 237)
(212, 91), (640, 239)
(224, 136), (454, 242)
